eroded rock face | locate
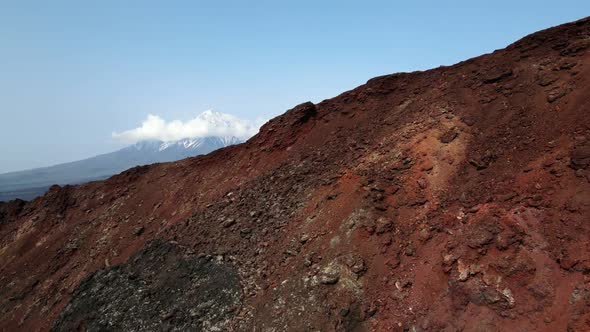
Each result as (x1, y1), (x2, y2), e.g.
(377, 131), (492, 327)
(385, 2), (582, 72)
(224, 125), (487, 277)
(0, 199), (25, 225)
(52, 241), (241, 332)
(571, 139), (590, 170)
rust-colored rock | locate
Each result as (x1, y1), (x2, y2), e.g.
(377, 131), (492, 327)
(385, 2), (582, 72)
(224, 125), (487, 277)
(1, 16), (590, 332)
(571, 139), (590, 170)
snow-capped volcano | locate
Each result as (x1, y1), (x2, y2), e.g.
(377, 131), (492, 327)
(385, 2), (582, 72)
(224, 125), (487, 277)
(0, 135), (244, 201)
(1, 109), (260, 201)
(150, 136), (242, 152)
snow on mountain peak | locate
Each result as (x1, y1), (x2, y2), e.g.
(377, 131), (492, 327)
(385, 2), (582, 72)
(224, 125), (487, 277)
(132, 136), (243, 152)
(197, 110), (221, 120)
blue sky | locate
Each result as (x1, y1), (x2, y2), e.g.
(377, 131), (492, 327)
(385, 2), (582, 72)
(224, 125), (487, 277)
(0, 1), (588, 173)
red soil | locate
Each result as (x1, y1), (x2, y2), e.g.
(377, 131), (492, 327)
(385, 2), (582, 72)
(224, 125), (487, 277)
(1, 17), (590, 331)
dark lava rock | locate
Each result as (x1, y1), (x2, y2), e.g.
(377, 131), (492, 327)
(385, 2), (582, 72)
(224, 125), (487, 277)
(561, 39), (590, 56)
(547, 87), (567, 103)
(536, 71), (559, 87)
(0, 199), (25, 225)
(453, 278), (516, 311)
(483, 68), (513, 84)
(289, 101), (317, 125)
(468, 151), (497, 170)
(570, 140), (590, 170)
(439, 128), (459, 143)
(51, 241), (242, 332)
(466, 221), (501, 249)
(319, 265), (340, 285)
(132, 226), (144, 236)
(222, 218), (236, 228)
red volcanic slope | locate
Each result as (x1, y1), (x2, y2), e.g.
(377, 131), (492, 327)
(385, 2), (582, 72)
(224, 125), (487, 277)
(1, 17), (590, 332)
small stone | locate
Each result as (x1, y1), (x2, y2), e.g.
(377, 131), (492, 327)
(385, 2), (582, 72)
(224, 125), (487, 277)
(223, 219), (236, 228)
(571, 140), (590, 170)
(300, 234), (310, 243)
(401, 279), (413, 288)
(483, 68), (513, 84)
(560, 62), (576, 70)
(133, 226), (145, 236)
(502, 288), (516, 307)
(346, 256), (366, 275)
(469, 158), (489, 170)
(326, 193), (337, 200)
(421, 161), (434, 171)
(375, 217), (393, 234)
(161, 310), (175, 321)
(366, 305), (378, 317)
(319, 265), (340, 285)
(419, 228), (432, 241)
(547, 87), (566, 103)
(417, 179), (427, 189)
(339, 308), (350, 317)
(439, 129), (459, 143)
(320, 274), (339, 285)
(463, 117), (475, 126)
(457, 259), (470, 281)
(443, 253), (457, 266)
(468, 205), (481, 213)
(370, 186), (385, 193)
(536, 72), (559, 87)
(498, 191), (518, 202)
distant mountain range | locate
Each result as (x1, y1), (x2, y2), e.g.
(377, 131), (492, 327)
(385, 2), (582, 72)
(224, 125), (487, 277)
(0, 136), (242, 201)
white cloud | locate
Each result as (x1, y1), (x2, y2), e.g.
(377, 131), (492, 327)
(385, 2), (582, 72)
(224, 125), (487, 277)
(112, 110), (264, 144)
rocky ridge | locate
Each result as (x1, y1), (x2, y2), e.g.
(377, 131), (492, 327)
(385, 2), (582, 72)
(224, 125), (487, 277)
(1, 17), (590, 331)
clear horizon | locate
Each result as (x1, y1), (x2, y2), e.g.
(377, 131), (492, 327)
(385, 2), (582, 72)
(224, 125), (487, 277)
(1, 1), (589, 173)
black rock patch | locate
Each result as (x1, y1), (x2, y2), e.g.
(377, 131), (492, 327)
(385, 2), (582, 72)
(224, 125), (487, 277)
(52, 241), (242, 332)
